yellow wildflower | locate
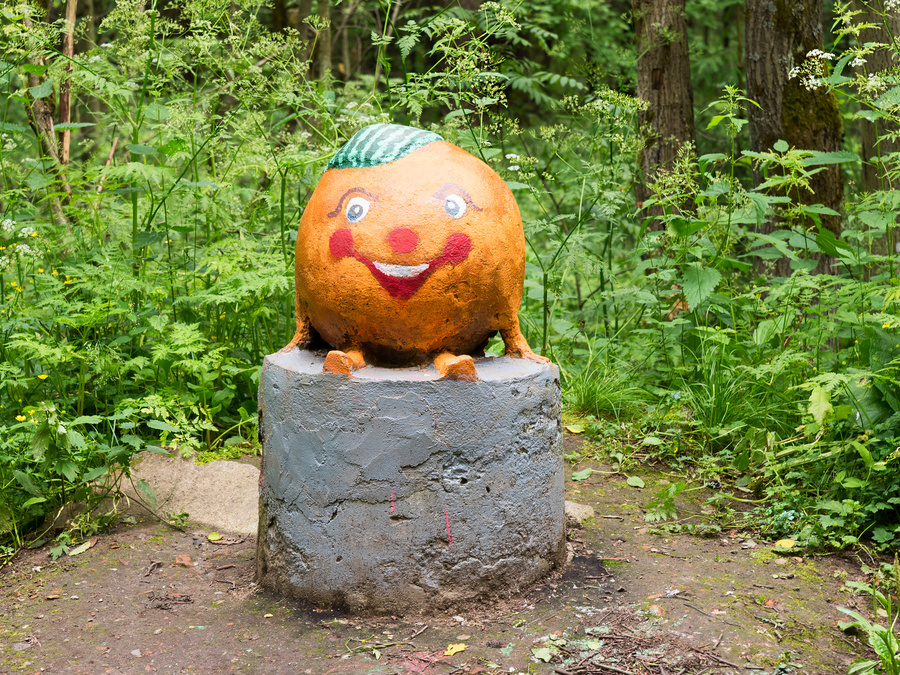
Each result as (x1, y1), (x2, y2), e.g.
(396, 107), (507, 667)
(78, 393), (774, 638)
(38, 374), (48, 380)
(884, 321), (892, 329)
(38, 268), (43, 273)
(52, 269), (58, 276)
(30, 232), (37, 237)
(15, 415), (25, 422)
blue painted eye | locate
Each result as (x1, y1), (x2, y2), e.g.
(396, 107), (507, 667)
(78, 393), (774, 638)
(346, 197), (370, 223)
(444, 194), (467, 219)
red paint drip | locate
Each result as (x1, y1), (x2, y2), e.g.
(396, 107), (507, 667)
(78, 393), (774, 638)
(445, 509), (453, 544)
(390, 491), (395, 514)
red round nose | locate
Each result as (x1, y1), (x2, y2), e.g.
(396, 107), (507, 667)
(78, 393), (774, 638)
(388, 227), (418, 254)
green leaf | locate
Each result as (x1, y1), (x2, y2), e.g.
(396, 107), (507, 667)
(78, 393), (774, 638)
(626, 476), (645, 489)
(148, 419), (179, 432)
(773, 139), (789, 152)
(681, 263), (722, 309)
(72, 415), (103, 425)
(127, 143), (158, 155)
(13, 470), (42, 497)
(504, 181), (530, 190)
(31, 421), (51, 460)
(82, 466), (108, 482)
(158, 137), (189, 155)
(571, 468), (593, 481)
(808, 385), (833, 426)
(136, 478), (157, 510)
(802, 151), (859, 166)
(29, 78), (53, 99)
(54, 122), (95, 130)
(531, 647), (553, 662)
(0, 122), (29, 133)
(875, 86), (900, 110)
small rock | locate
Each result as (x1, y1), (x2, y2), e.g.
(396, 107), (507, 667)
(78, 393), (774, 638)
(131, 649), (142, 657)
(565, 501), (595, 528)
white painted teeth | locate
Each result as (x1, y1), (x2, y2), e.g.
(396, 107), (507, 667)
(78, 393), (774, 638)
(373, 261), (429, 278)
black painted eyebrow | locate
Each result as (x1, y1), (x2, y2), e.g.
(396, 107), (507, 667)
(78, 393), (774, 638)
(327, 187), (379, 218)
(433, 183), (483, 212)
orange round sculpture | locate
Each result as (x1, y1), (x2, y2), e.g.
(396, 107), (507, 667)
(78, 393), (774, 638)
(282, 124), (546, 380)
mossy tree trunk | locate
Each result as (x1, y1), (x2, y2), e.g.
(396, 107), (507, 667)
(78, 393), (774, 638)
(745, 0), (844, 275)
(632, 0), (696, 227)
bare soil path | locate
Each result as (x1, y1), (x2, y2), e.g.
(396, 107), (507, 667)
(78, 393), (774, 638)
(0, 435), (873, 674)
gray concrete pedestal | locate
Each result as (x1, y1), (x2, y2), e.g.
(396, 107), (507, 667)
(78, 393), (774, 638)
(255, 350), (564, 612)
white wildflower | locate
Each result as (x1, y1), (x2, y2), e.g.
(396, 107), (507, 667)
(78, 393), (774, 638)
(508, 165), (520, 172)
(851, 56), (866, 68)
(345, 102), (357, 109)
(1, 218), (14, 234)
(887, 0), (900, 10)
(18, 226), (35, 237)
(788, 67), (801, 79)
(100, 43), (112, 48)
(505, 153), (519, 160)
(806, 49), (835, 60)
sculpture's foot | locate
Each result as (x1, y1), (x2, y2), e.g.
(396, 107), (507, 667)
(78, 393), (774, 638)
(279, 340), (298, 354)
(323, 349), (366, 376)
(434, 353), (478, 382)
(501, 327), (550, 364)
(508, 347), (550, 364)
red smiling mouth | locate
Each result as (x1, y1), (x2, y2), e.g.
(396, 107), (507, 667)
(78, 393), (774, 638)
(329, 229), (471, 299)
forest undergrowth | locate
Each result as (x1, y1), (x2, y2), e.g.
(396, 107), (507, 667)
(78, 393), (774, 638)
(2, 0), (900, 582)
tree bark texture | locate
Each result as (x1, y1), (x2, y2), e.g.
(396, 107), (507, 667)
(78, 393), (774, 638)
(316, 0), (332, 82)
(59, 0), (78, 165)
(857, 0), (900, 193)
(632, 0), (696, 219)
(745, 0), (844, 274)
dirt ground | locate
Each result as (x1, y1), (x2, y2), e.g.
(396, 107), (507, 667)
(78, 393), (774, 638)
(0, 436), (875, 675)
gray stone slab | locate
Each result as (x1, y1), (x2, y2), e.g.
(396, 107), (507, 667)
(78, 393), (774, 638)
(255, 350), (565, 612)
(126, 452), (260, 536)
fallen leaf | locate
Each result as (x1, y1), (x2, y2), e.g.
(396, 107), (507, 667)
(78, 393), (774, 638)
(774, 539), (795, 549)
(648, 604), (664, 616)
(444, 643), (466, 656)
(263, 613), (273, 618)
(207, 532), (223, 542)
(456, 634), (471, 640)
(531, 647), (553, 662)
(68, 540), (93, 557)
(571, 469), (593, 481)
(564, 424), (585, 434)
(45, 594), (60, 600)
(175, 554), (192, 567)
(764, 598), (776, 608)
(626, 476), (645, 488)
(373, 648), (381, 660)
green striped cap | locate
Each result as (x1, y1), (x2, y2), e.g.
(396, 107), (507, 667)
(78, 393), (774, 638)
(327, 124), (443, 170)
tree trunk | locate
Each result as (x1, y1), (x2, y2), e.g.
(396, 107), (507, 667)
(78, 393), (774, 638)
(632, 0), (696, 224)
(316, 0), (332, 82)
(858, 0), (900, 192)
(745, 0), (843, 275)
(59, 0), (78, 165)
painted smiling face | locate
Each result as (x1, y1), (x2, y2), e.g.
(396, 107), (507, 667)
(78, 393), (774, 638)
(293, 124), (529, 367)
